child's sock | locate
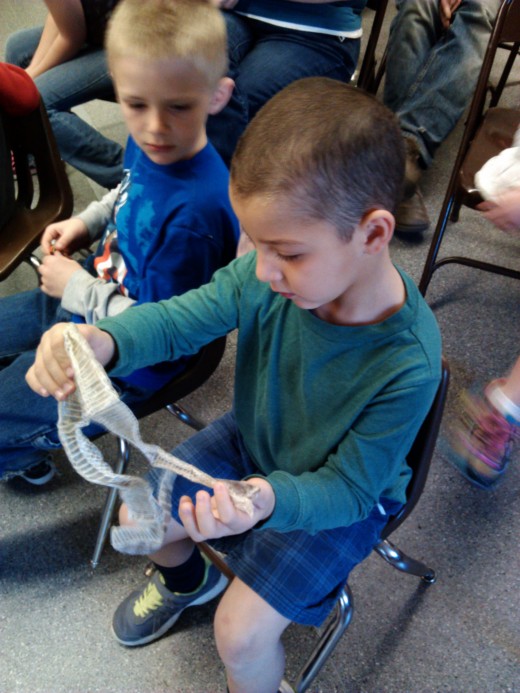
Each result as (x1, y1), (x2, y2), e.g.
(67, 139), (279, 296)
(154, 547), (206, 594)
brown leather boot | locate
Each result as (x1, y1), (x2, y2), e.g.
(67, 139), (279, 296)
(395, 189), (430, 236)
(403, 137), (423, 200)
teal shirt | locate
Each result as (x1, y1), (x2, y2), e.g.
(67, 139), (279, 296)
(98, 252), (441, 534)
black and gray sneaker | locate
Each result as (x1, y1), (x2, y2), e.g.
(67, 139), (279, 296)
(19, 459), (56, 486)
(112, 555), (228, 646)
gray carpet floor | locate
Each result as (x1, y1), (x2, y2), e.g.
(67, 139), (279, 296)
(1, 2), (519, 691)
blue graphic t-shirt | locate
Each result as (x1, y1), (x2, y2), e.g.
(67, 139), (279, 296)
(83, 136), (239, 389)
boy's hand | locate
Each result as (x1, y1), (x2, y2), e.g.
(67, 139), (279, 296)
(41, 217), (90, 256)
(38, 252), (82, 298)
(26, 323), (116, 400)
(178, 477), (275, 541)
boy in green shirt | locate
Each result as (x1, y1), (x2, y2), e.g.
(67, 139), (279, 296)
(27, 78), (441, 693)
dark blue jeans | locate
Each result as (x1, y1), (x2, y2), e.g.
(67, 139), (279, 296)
(207, 14), (361, 166)
(0, 289), (151, 478)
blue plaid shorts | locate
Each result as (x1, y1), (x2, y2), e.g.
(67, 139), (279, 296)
(148, 412), (402, 627)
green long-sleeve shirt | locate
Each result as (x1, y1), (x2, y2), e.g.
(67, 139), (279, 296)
(98, 252), (441, 534)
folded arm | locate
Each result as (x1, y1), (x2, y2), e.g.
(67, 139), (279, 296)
(26, 0), (86, 79)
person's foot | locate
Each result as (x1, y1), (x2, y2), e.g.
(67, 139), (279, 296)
(394, 189), (430, 236)
(448, 385), (519, 489)
(18, 459), (56, 486)
(112, 555), (228, 646)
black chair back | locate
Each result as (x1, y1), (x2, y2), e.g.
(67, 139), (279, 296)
(0, 100), (73, 281)
(382, 358), (450, 540)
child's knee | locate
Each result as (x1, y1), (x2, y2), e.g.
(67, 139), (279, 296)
(214, 599), (262, 667)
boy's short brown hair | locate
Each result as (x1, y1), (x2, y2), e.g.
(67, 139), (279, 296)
(230, 77), (406, 241)
(105, 0), (227, 88)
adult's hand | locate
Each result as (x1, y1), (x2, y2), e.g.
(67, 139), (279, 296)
(477, 187), (520, 234)
(439, 0), (463, 29)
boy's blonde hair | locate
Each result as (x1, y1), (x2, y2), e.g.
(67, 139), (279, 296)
(231, 78), (406, 241)
(105, 0), (228, 88)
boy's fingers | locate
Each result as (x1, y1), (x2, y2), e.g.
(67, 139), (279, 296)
(27, 325), (76, 399)
(29, 354), (74, 399)
(179, 487), (250, 540)
(26, 360), (74, 400)
(193, 490), (221, 536)
(25, 363), (50, 397)
(178, 496), (205, 542)
(212, 482), (238, 525)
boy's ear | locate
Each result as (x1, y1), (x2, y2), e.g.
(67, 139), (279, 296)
(360, 209), (395, 254)
(208, 77), (235, 115)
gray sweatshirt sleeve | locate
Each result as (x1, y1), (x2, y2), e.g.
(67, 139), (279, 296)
(61, 267), (135, 324)
(76, 186), (120, 242)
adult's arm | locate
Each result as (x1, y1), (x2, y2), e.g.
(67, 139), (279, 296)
(218, 0), (339, 6)
(26, 0), (86, 79)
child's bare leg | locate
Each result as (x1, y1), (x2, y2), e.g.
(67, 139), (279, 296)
(498, 355), (520, 406)
(215, 578), (291, 693)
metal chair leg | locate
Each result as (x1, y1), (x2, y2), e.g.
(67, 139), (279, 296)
(489, 42), (519, 107)
(91, 436), (130, 568)
(90, 402), (205, 568)
(292, 584), (354, 693)
(374, 539), (436, 584)
(418, 192), (455, 296)
(166, 402), (205, 431)
(24, 253), (42, 282)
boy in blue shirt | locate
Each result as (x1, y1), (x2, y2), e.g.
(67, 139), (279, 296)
(0, 0), (238, 485)
(28, 78), (442, 693)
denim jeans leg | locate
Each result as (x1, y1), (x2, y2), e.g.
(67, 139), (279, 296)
(0, 288), (64, 359)
(384, 0), (500, 167)
(383, 0), (443, 114)
(0, 356), (157, 477)
(5, 27), (124, 189)
(206, 13), (256, 166)
(207, 18), (360, 166)
(0, 289), (159, 477)
(0, 289), (69, 475)
(4, 26), (43, 67)
(0, 349), (65, 475)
